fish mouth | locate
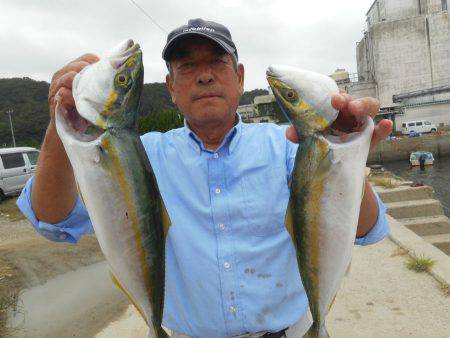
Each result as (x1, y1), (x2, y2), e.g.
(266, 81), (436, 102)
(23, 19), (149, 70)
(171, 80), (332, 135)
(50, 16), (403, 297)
(109, 39), (142, 69)
(56, 103), (105, 143)
(266, 67), (278, 79)
(266, 65), (285, 81)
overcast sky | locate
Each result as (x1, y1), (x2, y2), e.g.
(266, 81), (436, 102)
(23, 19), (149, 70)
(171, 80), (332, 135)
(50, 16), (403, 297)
(0, 0), (374, 91)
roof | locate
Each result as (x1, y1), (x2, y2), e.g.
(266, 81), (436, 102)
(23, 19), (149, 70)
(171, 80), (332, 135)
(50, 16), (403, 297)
(254, 94), (276, 105)
(0, 147), (39, 155)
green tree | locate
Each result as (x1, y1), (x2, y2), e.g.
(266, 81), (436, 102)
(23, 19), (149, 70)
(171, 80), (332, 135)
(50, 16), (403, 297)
(239, 89), (269, 105)
(138, 109), (184, 134)
(0, 77), (272, 146)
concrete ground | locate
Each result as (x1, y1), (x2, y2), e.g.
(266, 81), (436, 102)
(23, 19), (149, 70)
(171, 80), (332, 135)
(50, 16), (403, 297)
(95, 237), (450, 338)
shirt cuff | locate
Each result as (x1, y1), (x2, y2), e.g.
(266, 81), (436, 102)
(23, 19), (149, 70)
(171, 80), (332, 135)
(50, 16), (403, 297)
(16, 176), (93, 243)
(355, 190), (390, 246)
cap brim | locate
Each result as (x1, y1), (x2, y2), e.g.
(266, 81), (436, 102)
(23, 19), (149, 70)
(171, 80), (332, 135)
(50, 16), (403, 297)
(162, 31), (236, 61)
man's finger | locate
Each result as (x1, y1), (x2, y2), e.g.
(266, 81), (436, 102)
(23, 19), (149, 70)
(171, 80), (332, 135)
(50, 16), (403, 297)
(73, 53), (100, 65)
(370, 119), (393, 151)
(348, 97), (380, 119)
(286, 125), (299, 143)
(49, 71), (78, 105)
(331, 93), (352, 111)
(49, 85), (76, 118)
(51, 60), (92, 83)
(55, 87), (76, 108)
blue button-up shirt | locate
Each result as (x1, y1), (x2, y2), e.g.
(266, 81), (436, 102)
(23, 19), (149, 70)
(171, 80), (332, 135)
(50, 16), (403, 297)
(17, 117), (389, 338)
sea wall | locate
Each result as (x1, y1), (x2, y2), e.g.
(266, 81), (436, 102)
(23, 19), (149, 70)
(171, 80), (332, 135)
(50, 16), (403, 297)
(368, 133), (450, 164)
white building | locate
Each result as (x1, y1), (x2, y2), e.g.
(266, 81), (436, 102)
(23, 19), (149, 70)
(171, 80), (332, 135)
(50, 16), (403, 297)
(345, 0), (450, 132)
(237, 95), (280, 124)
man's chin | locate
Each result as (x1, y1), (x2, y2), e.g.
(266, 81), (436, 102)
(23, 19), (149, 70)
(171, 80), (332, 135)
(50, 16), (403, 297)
(188, 109), (234, 124)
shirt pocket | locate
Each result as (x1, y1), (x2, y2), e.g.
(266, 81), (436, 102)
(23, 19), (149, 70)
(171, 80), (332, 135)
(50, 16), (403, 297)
(237, 165), (290, 237)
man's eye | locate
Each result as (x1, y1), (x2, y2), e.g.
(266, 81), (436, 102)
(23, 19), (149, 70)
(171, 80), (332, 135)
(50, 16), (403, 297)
(215, 58), (227, 64)
(179, 62), (194, 69)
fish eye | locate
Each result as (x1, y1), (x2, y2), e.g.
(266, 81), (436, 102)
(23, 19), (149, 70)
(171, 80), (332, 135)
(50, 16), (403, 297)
(285, 90), (296, 101)
(116, 73), (128, 86)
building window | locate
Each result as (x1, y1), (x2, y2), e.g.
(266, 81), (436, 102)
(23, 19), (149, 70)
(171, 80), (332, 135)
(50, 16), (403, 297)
(443, 0), (448, 11)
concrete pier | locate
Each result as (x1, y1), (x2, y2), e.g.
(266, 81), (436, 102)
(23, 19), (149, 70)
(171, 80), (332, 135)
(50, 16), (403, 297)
(375, 182), (450, 256)
(368, 133), (450, 164)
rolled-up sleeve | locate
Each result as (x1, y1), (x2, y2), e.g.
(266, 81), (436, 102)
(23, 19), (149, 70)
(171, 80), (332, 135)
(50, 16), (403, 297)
(355, 191), (390, 246)
(16, 177), (93, 243)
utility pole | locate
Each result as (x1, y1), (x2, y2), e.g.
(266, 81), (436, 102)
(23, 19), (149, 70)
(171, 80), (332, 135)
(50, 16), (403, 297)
(5, 109), (16, 147)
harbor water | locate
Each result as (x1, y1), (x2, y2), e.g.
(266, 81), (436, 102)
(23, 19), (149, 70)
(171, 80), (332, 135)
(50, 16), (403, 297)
(383, 156), (450, 218)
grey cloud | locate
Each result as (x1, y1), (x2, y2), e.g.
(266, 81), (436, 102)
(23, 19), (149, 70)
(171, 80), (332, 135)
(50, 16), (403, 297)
(0, 0), (373, 90)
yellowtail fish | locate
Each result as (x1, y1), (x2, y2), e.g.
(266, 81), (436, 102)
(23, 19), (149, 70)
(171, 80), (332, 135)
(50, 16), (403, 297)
(55, 39), (170, 338)
(267, 65), (374, 338)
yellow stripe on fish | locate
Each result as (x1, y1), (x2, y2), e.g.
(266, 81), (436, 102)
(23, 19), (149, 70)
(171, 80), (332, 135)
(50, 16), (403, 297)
(101, 89), (119, 117)
(101, 137), (155, 323)
(111, 273), (148, 325)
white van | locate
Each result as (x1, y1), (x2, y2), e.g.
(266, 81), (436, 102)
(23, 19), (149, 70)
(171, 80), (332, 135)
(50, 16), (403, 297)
(0, 147), (39, 200)
(401, 120), (437, 135)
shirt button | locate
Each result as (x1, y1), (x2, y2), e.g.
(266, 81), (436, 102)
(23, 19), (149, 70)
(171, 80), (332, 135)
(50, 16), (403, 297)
(215, 188), (221, 194)
(219, 223), (225, 230)
(213, 153), (219, 159)
(224, 262), (231, 269)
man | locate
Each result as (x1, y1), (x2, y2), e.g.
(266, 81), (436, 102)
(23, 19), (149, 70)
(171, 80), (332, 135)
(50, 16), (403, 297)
(18, 19), (392, 338)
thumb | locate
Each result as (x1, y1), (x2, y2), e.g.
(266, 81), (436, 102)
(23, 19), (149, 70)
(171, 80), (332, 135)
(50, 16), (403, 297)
(286, 125), (299, 143)
(370, 119), (393, 151)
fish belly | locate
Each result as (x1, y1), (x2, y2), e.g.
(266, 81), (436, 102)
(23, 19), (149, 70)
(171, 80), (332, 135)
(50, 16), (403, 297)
(291, 118), (373, 336)
(60, 130), (166, 338)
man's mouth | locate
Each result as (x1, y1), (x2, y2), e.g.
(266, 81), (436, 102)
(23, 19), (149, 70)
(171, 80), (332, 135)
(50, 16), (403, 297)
(193, 93), (221, 101)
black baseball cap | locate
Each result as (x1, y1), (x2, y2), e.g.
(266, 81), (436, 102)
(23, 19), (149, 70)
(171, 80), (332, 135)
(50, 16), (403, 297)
(162, 18), (238, 61)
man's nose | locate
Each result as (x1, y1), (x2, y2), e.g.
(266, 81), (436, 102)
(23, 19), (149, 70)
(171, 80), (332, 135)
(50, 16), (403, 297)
(196, 64), (214, 84)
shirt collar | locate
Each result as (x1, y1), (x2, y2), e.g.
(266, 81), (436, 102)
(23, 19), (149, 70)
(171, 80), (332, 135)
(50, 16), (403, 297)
(183, 113), (243, 155)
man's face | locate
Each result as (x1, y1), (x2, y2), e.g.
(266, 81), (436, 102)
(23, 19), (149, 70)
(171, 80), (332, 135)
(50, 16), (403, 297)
(166, 37), (244, 126)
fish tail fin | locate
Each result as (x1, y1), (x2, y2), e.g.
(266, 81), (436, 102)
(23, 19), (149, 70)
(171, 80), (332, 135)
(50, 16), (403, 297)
(304, 323), (330, 338)
(149, 325), (170, 338)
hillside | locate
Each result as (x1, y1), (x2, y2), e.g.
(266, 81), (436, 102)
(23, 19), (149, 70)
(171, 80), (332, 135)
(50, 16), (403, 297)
(0, 78), (267, 147)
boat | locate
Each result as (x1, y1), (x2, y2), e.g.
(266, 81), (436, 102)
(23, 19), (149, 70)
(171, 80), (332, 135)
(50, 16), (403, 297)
(410, 151), (434, 166)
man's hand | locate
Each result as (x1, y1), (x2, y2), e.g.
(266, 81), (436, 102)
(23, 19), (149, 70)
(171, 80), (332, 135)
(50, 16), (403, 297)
(284, 93), (392, 237)
(286, 93), (393, 151)
(32, 53), (99, 224)
(48, 53), (99, 123)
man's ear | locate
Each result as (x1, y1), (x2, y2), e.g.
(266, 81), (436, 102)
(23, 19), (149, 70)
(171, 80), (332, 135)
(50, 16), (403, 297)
(237, 63), (245, 95)
(166, 74), (176, 104)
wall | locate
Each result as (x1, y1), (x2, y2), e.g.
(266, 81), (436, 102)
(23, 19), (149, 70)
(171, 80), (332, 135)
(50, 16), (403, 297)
(346, 81), (377, 99)
(356, 33), (374, 82)
(428, 12), (450, 87)
(394, 102), (450, 131)
(358, 1), (450, 109)
(367, 0), (421, 26)
(370, 16), (432, 106)
(368, 133), (450, 163)
(426, 0), (447, 13)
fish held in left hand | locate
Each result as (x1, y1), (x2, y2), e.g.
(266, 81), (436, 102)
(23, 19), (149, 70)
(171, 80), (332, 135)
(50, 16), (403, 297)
(267, 65), (374, 338)
(55, 39), (170, 338)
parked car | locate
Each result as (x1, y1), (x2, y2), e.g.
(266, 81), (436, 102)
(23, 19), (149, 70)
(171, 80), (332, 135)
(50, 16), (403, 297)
(0, 147), (39, 200)
(401, 120), (437, 135)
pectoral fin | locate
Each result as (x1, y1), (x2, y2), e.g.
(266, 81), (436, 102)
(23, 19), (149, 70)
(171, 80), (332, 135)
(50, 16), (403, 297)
(284, 199), (296, 245)
(160, 199), (171, 239)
